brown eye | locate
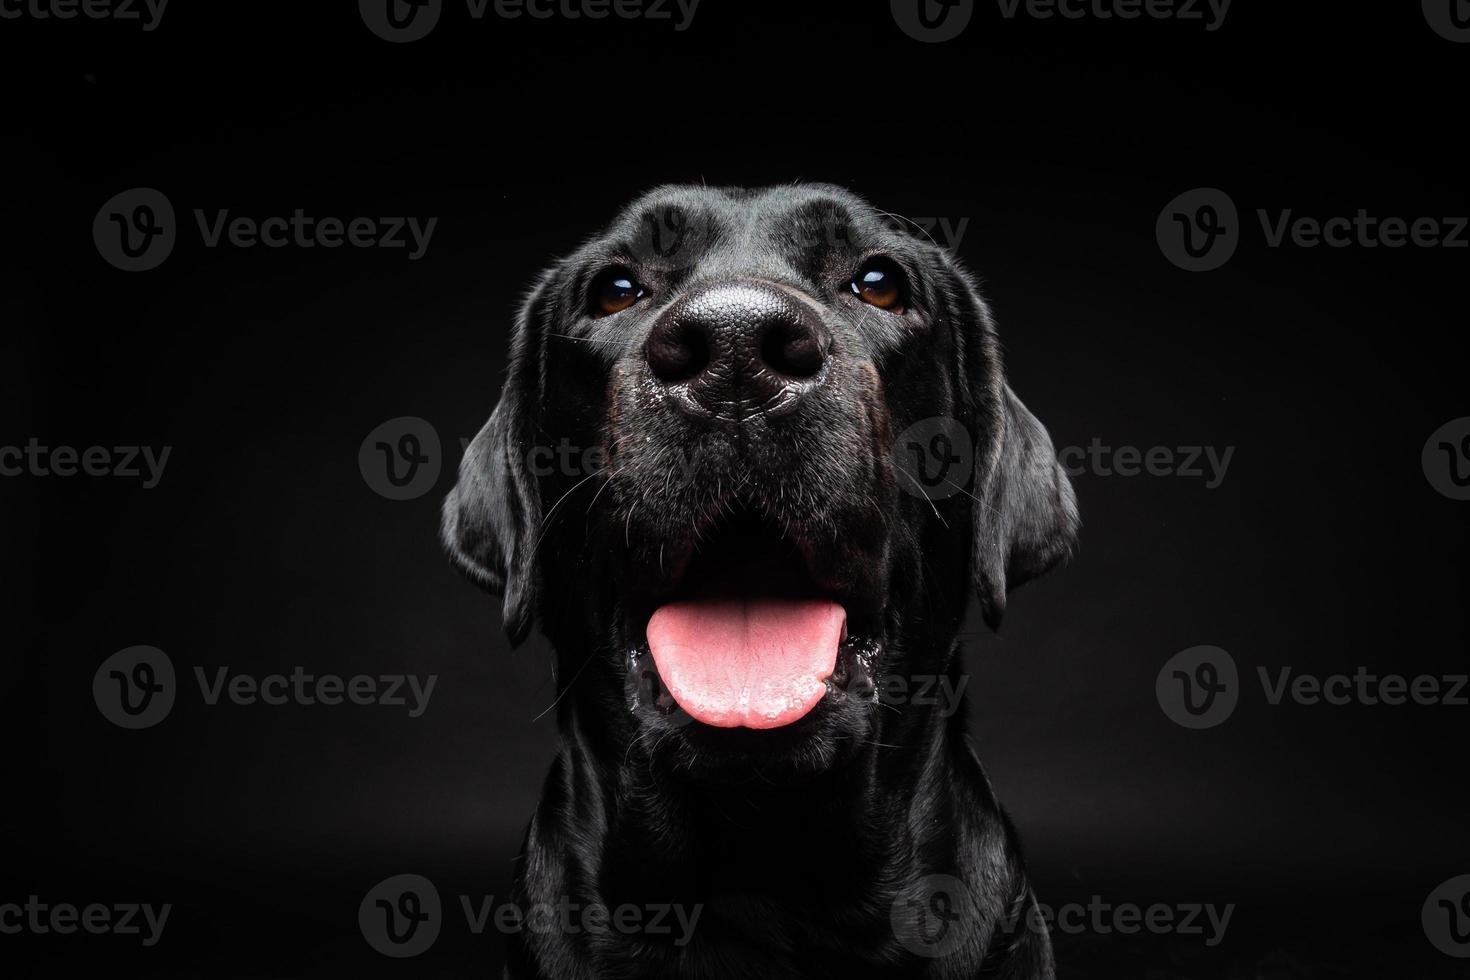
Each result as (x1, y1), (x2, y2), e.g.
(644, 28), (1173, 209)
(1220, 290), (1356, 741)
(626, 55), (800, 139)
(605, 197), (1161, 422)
(851, 259), (907, 313)
(593, 268), (645, 316)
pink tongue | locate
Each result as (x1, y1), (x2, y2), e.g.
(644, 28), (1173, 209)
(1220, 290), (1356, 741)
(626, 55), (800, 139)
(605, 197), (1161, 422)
(646, 598), (846, 729)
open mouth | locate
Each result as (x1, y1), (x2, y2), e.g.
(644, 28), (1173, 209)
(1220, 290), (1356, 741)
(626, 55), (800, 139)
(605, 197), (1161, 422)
(625, 512), (883, 730)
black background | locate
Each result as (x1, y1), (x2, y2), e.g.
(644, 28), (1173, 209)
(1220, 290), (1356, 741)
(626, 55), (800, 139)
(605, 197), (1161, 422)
(2, 1), (1467, 976)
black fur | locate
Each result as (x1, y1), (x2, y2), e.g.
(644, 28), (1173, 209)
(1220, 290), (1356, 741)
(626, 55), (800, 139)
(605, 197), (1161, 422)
(443, 184), (1078, 978)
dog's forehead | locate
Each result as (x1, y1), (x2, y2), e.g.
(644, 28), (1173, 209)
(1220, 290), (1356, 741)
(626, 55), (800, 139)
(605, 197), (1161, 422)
(605, 184), (894, 270)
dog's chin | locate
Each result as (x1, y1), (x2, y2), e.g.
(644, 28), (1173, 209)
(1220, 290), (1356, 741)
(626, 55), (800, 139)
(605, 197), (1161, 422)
(614, 510), (888, 782)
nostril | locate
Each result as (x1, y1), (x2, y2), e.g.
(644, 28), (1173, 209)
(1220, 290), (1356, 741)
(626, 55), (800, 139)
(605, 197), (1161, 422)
(647, 321), (711, 384)
(759, 320), (825, 380)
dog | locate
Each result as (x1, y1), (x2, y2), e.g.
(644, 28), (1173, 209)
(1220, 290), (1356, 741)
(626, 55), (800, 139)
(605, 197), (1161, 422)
(442, 184), (1078, 978)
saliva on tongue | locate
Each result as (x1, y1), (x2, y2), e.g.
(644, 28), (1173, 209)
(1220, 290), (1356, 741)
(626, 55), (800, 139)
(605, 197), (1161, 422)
(645, 596), (847, 729)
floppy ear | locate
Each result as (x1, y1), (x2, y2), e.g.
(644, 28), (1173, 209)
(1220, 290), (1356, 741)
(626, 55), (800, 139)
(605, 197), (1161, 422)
(971, 383), (1079, 631)
(440, 289), (546, 646)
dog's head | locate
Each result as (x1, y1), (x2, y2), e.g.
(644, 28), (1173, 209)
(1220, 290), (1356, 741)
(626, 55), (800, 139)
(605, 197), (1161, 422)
(444, 184), (1077, 779)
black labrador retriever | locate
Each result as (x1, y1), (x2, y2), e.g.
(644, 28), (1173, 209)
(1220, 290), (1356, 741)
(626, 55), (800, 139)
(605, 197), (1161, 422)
(443, 184), (1078, 979)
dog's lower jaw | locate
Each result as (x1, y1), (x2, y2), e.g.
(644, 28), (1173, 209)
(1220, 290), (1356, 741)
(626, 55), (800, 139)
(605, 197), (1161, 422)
(502, 703), (1056, 980)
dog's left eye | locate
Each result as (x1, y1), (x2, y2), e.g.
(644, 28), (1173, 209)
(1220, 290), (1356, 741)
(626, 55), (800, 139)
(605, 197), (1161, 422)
(851, 259), (907, 313)
(592, 269), (646, 317)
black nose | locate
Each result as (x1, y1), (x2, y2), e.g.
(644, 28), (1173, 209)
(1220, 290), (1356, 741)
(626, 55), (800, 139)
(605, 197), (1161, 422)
(644, 280), (830, 420)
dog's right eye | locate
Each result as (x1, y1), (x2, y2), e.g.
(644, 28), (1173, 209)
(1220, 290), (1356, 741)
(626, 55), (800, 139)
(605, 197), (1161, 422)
(592, 269), (646, 317)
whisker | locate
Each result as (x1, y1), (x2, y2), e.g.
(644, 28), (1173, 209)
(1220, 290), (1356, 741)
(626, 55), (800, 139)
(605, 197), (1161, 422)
(531, 648), (596, 724)
(872, 207), (940, 249)
(895, 466), (950, 529)
(546, 332), (643, 351)
(539, 467), (608, 531)
(935, 474), (1000, 517)
(528, 468), (608, 564)
(584, 470), (615, 517)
